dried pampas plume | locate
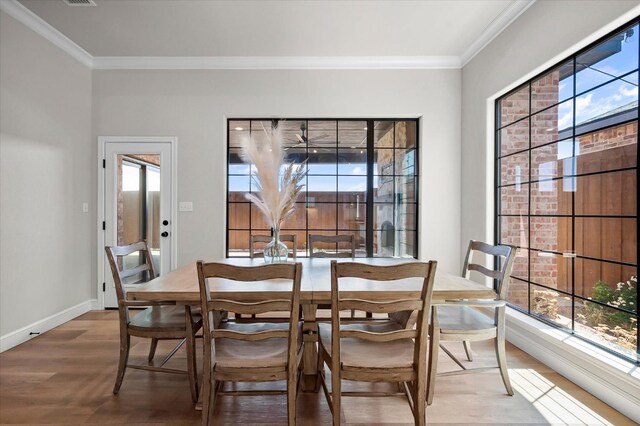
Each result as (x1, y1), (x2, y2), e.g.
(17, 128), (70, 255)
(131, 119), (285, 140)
(240, 123), (306, 230)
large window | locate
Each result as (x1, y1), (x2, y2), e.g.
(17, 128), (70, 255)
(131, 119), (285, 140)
(227, 119), (419, 258)
(496, 20), (639, 362)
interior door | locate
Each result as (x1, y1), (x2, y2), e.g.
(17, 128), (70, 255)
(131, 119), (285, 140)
(103, 141), (173, 308)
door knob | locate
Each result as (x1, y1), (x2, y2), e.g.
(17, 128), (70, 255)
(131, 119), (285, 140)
(161, 231), (169, 237)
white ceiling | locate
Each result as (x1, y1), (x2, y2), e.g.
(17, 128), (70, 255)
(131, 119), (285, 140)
(14, 0), (531, 66)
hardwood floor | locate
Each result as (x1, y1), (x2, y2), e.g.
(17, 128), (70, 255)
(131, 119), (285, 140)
(0, 311), (634, 425)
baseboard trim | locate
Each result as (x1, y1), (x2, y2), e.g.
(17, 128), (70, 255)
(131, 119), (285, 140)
(505, 308), (640, 423)
(0, 299), (98, 352)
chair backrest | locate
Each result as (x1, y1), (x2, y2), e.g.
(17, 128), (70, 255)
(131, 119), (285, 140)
(462, 240), (516, 300)
(330, 260), (437, 372)
(105, 240), (156, 305)
(196, 261), (303, 369)
(249, 234), (298, 259)
(309, 234), (355, 258)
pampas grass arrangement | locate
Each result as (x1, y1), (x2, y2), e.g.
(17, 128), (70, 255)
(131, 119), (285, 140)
(240, 123), (306, 234)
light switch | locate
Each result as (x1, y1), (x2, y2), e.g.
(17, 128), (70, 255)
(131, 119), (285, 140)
(179, 201), (193, 212)
(82, 202), (89, 213)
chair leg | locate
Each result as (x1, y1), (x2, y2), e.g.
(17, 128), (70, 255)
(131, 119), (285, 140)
(113, 333), (130, 394)
(186, 333), (199, 403)
(463, 340), (473, 362)
(287, 368), (298, 425)
(495, 336), (513, 396)
(201, 369), (215, 426)
(426, 327), (439, 405)
(315, 347), (324, 393)
(414, 376), (427, 426)
(331, 367), (341, 426)
(148, 338), (158, 362)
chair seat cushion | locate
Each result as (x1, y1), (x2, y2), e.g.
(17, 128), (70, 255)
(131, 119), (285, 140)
(437, 305), (495, 334)
(318, 321), (415, 370)
(213, 322), (302, 369)
(129, 305), (202, 331)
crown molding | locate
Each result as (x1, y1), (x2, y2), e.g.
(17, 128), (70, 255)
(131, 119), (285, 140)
(92, 55), (461, 70)
(0, 0), (93, 68)
(460, 0), (536, 67)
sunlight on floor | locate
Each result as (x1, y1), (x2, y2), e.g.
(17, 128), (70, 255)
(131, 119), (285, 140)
(511, 368), (614, 426)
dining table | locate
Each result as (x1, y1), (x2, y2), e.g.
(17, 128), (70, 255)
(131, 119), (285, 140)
(126, 257), (497, 391)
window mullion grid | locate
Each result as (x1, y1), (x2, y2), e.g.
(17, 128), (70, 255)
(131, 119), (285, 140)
(571, 57), (577, 335)
(527, 82), (532, 316)
(637, 33), (639, 363)
(335, 121), (339, 253)
(366, 121), (374, 257)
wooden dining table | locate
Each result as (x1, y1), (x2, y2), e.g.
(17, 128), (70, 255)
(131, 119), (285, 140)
(127, 257), (497, 391)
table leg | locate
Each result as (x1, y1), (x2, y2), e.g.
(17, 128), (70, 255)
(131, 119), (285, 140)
(301, 303), (318, 392)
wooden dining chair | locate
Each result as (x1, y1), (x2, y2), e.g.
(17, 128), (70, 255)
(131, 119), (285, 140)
(427, 241), (517, 405)
(105, 240), (202, 402)
(197, 261), (303, 426)
(249, 234), (298, 259)
(317, 260), (437, 426)
(308, 234), (355, 258)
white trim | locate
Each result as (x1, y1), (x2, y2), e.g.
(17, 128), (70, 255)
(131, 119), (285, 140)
(460, 0), (536, 67)
(0, 299), (97, 352)
(92, 55), (462, 70)
(0, 0), (93, 68)
(506, 308), (640, 423)
(97, 136), (178, 310)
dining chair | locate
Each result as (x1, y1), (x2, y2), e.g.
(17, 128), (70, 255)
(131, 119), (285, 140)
(250, 234), (298, 259)
(426, 240), (517, 405)
(308, 234), (355, 258)
(197, 261), (303, 426)
(317, 260), (437, 426)
(105, 240), (202, 402)
(309, 234), (368, 319)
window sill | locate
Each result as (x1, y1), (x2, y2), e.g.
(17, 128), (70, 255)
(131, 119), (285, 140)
(505, 307), (640, 423)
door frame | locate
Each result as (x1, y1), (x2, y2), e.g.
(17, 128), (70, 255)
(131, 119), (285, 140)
(97, 136), (178, 310)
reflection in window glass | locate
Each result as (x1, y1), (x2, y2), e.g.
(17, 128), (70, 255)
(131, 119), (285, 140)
(496, 19), (639, 361)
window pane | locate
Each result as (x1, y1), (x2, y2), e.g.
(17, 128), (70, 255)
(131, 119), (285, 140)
(250, 205), (271, 230)
(395, 121), (417, 149)
(498, 85), (530, 128)
(575, 217), (636, 264)
(308, 204), (336, 229)
(229, 175), (250, 194)
(531, 180), (572, 216)
(337, 149), (366, 175)
(228, 203), (250, 229)
(532, 60), (574, 113)
(576, 122), (637, 175)
(531, 139), (575, 181)
(308, 121), (337, 146)
(575, 170), (636, 216)
(576, 24), (639, 94)
(397, 203), (416, 231)
(531, 99), (573, 147)
(530, 251), (572, 293)
(500, 184), (529, 216)
(531, 284), (572, 326)
(374, 149), (395, 176)
(374, 121), (395, 148)
(228, 230), (251, 256)
(337, 203), (365, 230)
(506, 277), (528, 311)
(500, 215), (528, 248)
(374, 203), (393, 230)
(338, 121), (367, 148)
(499, 119), (529, 157)
(338, 176), (366, 202)
(396, 148), (416, 176)
(510, 248), (529, 281)
(575, 75), (638, 127)
(307, 176), (336, 202)
(575, 299), (638, 359)
(574, 258), (636, 302)
(396, 177), (416, 203)
(374, 177), (394, 203)
(529, 217), (572, 253)
(281, 203), (306, 230)
(308, 148), (336, 175)
(228, 121), (250, 148)
(500, 152), (529, 186)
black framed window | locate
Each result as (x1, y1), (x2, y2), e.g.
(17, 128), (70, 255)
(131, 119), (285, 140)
(496, 20), (639, 363)
(227, 119), (419, 259)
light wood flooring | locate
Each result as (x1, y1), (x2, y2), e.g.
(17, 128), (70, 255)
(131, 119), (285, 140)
(0, 311), (635, 425)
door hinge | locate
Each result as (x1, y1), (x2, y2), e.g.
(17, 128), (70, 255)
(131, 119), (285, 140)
(102, 221), (105, 230)
(103, 282), (106, 292)
(102, 159), (105, 168)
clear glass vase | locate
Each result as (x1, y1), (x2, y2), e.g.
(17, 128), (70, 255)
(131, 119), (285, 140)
(263, 228), (289, 263)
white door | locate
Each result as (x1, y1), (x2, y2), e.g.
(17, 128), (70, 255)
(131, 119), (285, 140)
(102, 140), (174, 308)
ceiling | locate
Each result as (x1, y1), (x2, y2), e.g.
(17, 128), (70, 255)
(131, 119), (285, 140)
(14, 0), (531, 65)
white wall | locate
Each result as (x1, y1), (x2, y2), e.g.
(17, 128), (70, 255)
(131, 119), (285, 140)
(92, 68), (462, 288)
(0, 11), (93, 336)
(460, 0), (640, 256)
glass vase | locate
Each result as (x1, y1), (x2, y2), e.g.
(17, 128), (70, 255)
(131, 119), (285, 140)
(264, 229), (289, 263)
